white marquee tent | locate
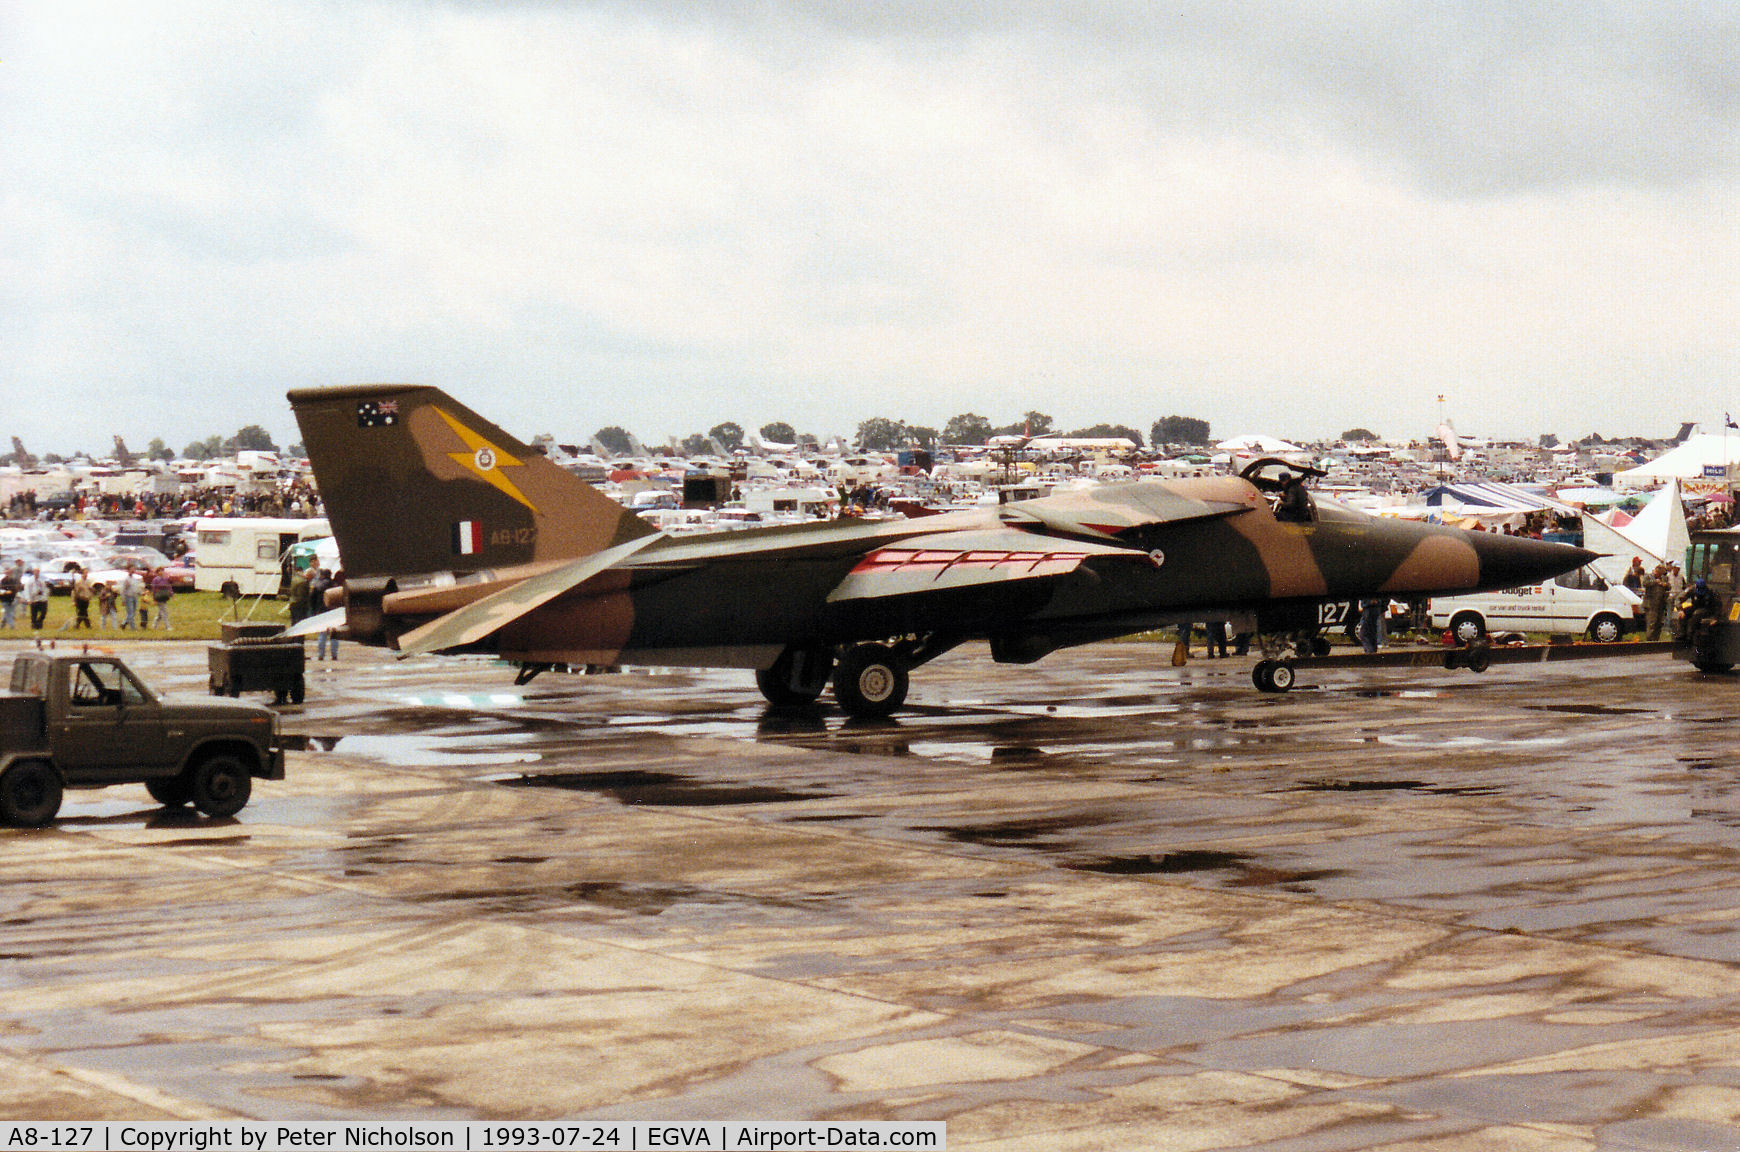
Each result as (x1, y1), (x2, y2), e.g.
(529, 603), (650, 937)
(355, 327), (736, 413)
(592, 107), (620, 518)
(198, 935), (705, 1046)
(1615, 434), (1740, 493)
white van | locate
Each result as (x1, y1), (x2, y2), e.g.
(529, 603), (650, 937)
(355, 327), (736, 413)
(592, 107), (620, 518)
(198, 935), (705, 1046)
(1430, 564), (1644, 643)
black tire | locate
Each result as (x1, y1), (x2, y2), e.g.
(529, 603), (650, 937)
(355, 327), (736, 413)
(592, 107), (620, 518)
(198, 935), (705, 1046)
(0, 759), (63, 827)
(1588, 614), (1623, 643)
(1466, 644), (1492, 673)
(1693, 660), (1734, 674)
(1449, 612), (1486, 645)
(289, 675), (305, 705)
(833, 645), (909, 718)
(190, 754), (252, 818)
(146, 776), (192, 807)
(1252, 660), (1274, 691)
(755, 646), (834, 706)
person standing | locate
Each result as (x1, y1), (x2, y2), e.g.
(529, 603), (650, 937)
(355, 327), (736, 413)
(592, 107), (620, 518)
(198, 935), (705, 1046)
(309, 568), (339, 660)
(149, 568), (173, 630)
(287, 564), (312, 625)
(68, 568), (94, 629)
(1358, 598), (1384, 654)
(0, 560), (21, 629)
(24, 568), (49, 630)
(1623, 556), (1646, 596)
(1643, 563), (1671, 641)
(118, 566), (143, 629)
(96, 581), (118, 629)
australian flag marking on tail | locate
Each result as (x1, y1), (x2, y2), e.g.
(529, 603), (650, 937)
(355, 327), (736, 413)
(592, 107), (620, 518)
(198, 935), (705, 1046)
(357, 399), (400, 428)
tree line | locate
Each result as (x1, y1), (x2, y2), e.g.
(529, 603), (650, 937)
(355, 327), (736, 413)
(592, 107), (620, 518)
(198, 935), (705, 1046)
(591, 414), (1213, 457)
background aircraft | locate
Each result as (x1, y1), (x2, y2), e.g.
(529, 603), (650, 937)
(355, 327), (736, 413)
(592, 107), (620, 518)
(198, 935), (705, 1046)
(289, 385), (1594, 715)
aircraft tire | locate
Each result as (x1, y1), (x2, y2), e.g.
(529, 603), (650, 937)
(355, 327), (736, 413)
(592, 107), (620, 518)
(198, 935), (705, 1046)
(756, 646), (834, 706)
(834, 645), (909, 718)
(1252, 660), (1274, 692)
(1268, 661), (1296, 692)
(1694, 660), (1734, 674)
(1466, 643), (1492, 674)
(0, 759), (63, 827)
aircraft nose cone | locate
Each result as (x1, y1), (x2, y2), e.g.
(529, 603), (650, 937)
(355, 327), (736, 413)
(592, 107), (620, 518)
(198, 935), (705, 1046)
(1469, 533), (1597, 592)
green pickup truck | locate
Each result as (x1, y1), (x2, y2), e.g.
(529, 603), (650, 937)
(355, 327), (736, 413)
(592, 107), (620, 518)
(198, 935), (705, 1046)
(0, 652), (285, 826)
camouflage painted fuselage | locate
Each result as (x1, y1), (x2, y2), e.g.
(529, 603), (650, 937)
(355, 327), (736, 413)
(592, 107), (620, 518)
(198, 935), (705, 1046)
(289, 385), (1594, 671)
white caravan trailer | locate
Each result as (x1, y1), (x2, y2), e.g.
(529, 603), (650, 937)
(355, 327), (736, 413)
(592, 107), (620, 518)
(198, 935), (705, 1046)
(193, 517), (330, 595)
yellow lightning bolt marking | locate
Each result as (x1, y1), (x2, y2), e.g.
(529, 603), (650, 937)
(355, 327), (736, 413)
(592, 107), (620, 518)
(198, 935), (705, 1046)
(430, 406), (538, 513)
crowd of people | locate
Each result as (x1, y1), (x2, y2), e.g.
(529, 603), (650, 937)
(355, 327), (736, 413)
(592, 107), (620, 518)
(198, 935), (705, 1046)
(0, 559), (177, 632)
(4, 481), (322, 523)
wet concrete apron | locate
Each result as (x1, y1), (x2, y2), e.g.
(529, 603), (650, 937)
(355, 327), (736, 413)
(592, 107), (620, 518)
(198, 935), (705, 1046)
(3, 641), (1740, 1148)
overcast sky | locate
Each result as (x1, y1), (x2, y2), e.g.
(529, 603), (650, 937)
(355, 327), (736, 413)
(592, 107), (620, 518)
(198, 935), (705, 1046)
(4, 1), (1737, 455)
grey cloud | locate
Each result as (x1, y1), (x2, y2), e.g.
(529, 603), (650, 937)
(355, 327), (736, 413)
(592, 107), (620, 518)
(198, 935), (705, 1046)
(492, 0), (1740, 193)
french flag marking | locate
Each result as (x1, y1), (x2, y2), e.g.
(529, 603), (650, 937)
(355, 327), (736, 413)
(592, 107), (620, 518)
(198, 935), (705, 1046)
(453, 521), (483, 555)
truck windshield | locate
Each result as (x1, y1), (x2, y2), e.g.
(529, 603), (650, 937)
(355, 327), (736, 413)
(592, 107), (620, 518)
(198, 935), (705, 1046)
(71, 662), (147, 708)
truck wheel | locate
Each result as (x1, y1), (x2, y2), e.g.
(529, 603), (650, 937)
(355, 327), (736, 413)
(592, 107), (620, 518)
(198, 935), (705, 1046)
(146, 776), (192, 807)
(190, 754), (252, 818)
(0, 760), (63, 827)
(1449, 612), (1486, 644)
(1588, 614), (1623, 643)
(833, 645), (909, 718)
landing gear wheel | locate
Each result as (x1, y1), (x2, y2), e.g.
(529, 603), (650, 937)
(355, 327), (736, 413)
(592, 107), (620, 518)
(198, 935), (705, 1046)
(190, 754), (252, 818)
(289, 675), (305, 705)
(833, 644), (909, 719)
(755, 646), (835, 706)
(0, 759), (63, 827)
(1693, 660), (1733, 674)
(146, 776), (192, 807)
(1253, 660), (1295, 693)
(1465, 643), (1492, 674)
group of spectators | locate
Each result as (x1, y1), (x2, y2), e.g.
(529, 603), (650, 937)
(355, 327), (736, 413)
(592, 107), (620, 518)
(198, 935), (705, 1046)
(6, 482), (323, 524)
(1623, 555), (1697, 641)
(0, 560), (176, 632)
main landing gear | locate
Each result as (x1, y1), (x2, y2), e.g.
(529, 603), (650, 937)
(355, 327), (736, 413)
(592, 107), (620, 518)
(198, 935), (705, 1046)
(756, 637), (963, 719)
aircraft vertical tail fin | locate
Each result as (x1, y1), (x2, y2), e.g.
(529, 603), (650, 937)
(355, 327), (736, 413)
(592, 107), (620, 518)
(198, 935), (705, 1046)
(288, 385), (657, 583)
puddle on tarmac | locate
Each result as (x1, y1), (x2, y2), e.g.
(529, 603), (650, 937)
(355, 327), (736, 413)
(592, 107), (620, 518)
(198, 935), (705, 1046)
(501, 769), (835, 806)
(1526, 704), (1655, 717)
(1352, 689), (1443, 699)
(294, 732), (542, 768)
(1067, 850), (1345, 891)
(912, 813), (1111, 852)
(413, 879), (715, 916)
(1289, 779), (1502, 797)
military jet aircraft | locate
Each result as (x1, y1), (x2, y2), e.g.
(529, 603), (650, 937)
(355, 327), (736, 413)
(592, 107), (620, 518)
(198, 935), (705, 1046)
(288, 385), (1595, 716)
